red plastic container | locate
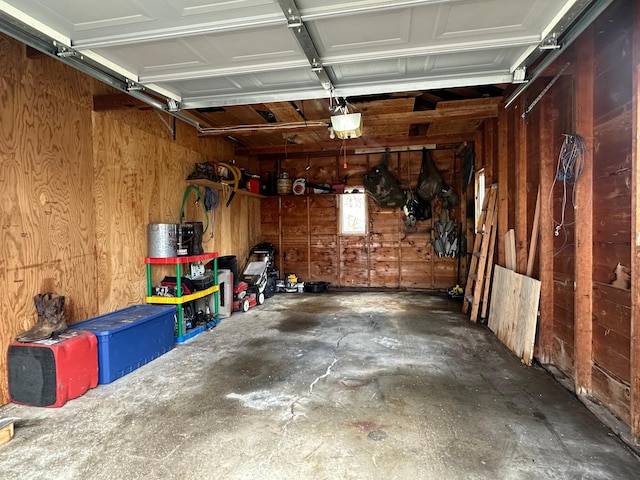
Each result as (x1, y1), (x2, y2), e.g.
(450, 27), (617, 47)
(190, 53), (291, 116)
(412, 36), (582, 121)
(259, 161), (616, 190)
(248, 178), (260, 194)
(7, 330), (98, 407)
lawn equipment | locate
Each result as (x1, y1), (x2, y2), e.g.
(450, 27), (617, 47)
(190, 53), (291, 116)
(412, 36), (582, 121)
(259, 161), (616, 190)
(240, 242), (276, 297)
(231, 242), (277, 313)
(232, 282), (265, 312)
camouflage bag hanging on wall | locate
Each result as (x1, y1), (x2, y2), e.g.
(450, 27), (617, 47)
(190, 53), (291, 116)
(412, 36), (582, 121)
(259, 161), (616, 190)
(416, 148), (444, 202)
(363, 148), (406, 208)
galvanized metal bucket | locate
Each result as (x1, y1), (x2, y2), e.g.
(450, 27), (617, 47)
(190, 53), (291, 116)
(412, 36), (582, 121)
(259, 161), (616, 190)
(147, 223), (179, 258)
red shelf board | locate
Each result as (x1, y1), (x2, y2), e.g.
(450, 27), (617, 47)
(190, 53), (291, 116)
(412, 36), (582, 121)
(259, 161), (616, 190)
(145, 252), (218, 264)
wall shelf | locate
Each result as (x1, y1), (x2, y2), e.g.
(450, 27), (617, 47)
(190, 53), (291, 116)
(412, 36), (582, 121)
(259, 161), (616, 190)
(146, 285), (219, 305)
(145, 252), (219, 343)
(187, 179), (265, 199)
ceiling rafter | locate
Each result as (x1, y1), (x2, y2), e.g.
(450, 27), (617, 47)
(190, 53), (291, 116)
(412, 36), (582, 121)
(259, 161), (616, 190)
(236, 132), (477, 156)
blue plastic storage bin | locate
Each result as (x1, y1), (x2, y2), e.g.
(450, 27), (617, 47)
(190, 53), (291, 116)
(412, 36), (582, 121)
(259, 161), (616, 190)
(73, 305), (175, 384)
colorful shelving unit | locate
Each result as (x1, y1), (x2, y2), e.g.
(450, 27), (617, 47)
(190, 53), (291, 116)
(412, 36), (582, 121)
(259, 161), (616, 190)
(145, 252), (219, 343)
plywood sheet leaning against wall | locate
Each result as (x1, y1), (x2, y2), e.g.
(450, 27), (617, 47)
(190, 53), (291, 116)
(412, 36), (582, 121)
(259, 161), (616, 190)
(488, 265), (541, 365)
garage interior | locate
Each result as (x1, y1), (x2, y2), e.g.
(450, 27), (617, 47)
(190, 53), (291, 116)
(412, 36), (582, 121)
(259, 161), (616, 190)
(2, 0), (640, 477)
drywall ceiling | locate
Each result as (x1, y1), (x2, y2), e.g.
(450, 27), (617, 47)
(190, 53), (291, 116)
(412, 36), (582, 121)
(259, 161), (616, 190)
(0, 0), (597, 154)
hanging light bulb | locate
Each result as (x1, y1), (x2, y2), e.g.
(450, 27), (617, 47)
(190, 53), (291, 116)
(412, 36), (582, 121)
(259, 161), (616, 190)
(329, 126), (335, 139)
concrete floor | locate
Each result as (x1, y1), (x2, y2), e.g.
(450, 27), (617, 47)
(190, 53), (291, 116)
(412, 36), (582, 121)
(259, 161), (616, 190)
(0, 291), (638, 479)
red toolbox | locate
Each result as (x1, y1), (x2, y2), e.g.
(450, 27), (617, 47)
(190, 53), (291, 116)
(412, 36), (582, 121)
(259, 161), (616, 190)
(7, 330), (98, 408)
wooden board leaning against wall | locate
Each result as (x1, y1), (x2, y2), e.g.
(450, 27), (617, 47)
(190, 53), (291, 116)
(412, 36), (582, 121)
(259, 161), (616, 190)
(259, 148), (473, 289)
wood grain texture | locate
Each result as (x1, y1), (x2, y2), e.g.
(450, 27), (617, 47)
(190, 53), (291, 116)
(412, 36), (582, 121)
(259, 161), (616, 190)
(0, 37), (98, 405)
(0, 33), (253, 406)
(538, 93), (555, 364)
(488, 265), (542, 365)
(575, 25), (595, 396)
(515, 96), (528, 274)
(592, 364), (631, 425)
(92, 109), (246, 312)
(631, 0), (640, 440)
(259, 149), (459, 290)
(504, 229), (516, 271)
(497, 106), (509, 266)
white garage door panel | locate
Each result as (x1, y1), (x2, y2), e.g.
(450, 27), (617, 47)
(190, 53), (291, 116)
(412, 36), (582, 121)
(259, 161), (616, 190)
(0, 0), (588, 108)
(92, 25), (307, 79)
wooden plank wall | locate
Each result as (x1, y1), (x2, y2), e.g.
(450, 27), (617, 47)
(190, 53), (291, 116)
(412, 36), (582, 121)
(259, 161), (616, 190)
(631, 0), (640, 439)
(550, 73), (578, 377)
(492, 0), (638, 436)
(0, 34), (259, 406)
(590, 0), (633, 422)
(259, 149), (462, 289)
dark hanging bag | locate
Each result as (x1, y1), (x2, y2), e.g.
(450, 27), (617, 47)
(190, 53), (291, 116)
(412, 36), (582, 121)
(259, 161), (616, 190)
(363, 148), (406, 208)
(416, 148), (444, 202)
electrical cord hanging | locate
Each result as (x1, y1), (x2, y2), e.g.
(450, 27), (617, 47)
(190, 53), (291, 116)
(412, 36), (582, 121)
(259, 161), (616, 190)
(180, 184), (209, 234)
(548, 133), (587, 244)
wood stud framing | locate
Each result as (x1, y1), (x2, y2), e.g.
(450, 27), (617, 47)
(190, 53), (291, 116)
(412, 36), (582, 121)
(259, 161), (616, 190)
(515, 96), (529, 274)
(631, 0), (640, 441)
(538, 93), (555, 364)
(574, 26), (595, 397)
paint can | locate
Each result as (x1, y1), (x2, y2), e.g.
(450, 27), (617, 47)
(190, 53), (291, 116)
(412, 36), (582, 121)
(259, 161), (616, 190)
(277, 178), (292, 195)
(147, 223), (179, 258)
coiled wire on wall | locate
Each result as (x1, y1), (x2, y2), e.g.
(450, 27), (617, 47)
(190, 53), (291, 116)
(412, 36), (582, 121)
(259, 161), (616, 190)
(548, 133), (587, 253)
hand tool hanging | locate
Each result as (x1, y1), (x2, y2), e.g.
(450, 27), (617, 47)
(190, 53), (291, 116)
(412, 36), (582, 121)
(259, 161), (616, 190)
(218, 162), (242, 207)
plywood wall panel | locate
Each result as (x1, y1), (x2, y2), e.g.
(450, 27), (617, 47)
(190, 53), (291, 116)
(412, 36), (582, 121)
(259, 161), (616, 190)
(0, 37), (98, 406)
(92, 108), (247, 311)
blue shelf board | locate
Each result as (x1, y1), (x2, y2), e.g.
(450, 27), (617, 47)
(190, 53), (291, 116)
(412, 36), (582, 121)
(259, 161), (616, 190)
(174, 316), (220, 344)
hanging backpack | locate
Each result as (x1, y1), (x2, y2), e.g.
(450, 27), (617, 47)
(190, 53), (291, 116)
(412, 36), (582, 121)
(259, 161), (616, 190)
(363, 148), (406, 208)
(416, 148), (444, 202)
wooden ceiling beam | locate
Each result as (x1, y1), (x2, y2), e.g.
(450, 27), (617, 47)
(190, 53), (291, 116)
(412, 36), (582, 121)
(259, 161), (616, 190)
(199, 99), (500, 137)
(235, 132), (476, 156)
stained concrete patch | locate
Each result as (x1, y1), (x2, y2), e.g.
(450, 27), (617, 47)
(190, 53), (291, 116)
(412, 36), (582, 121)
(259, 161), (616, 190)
(277, 316), (321, 332)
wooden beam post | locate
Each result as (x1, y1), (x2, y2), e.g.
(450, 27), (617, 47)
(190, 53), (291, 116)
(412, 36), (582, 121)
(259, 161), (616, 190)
(515, 96), (528, 274)
(538, 94), (555, 364)
(485, 118), (497, 184)
(497, 105), (509, 267)
(630, 0), (640, 441)
(574, 26), (595, 396)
